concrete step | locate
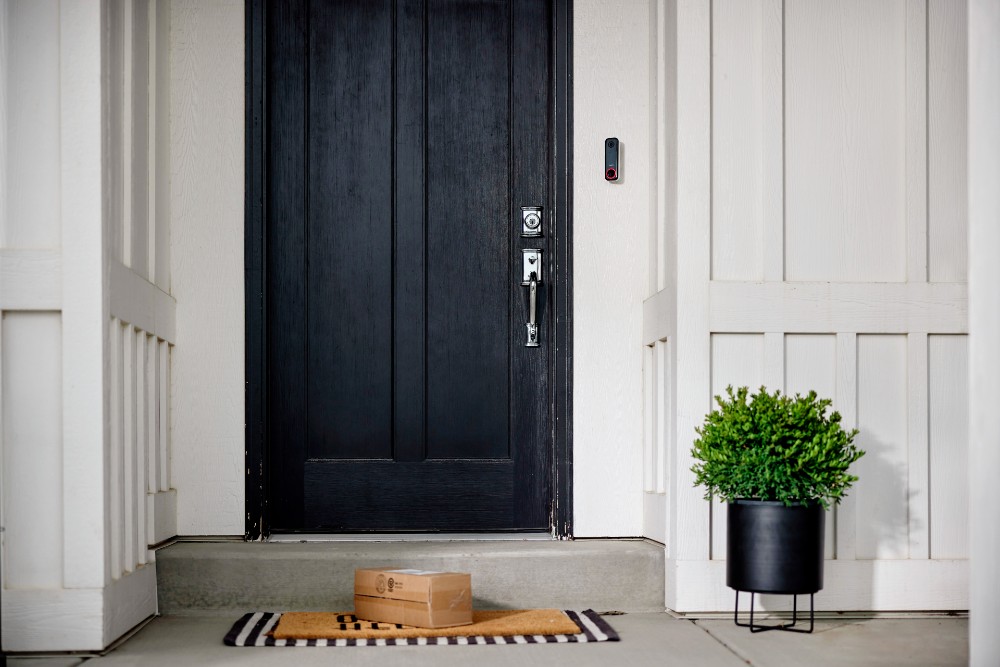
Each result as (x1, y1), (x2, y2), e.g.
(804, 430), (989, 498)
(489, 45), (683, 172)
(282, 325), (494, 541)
(155, 538), (665, 615)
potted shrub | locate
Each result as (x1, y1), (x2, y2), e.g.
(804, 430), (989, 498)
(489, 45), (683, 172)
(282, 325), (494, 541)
(691, 386), (864, 632)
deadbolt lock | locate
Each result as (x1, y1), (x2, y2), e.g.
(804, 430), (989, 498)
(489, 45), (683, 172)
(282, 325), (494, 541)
(520, 206), (543, 238)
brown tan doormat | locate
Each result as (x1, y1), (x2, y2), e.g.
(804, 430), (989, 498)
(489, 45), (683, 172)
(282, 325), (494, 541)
(224, 609), (619, 647)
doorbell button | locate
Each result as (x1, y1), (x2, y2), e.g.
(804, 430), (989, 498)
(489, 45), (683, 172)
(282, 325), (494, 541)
(605, 137), (619, 182)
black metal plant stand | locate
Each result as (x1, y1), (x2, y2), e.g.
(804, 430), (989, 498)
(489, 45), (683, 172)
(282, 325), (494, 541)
(734, 590), (815, 633)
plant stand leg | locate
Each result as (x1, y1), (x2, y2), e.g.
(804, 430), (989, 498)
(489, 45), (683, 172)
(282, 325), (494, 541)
(733, 590), (815, 633)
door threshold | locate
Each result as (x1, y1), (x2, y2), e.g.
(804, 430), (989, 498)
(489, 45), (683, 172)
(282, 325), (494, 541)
(267, 532), (555, 543)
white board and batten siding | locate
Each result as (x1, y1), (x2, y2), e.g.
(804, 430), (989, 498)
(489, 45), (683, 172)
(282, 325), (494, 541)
(1, 0), (175, 651)
(646, 0), (969, 611)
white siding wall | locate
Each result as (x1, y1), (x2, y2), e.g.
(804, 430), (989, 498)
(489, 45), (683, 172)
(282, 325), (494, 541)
(1, 0), (173, 651)
(650, 0), (970, 611)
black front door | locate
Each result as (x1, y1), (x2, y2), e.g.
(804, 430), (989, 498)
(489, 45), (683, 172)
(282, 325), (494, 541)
(249, 0), (568, 533)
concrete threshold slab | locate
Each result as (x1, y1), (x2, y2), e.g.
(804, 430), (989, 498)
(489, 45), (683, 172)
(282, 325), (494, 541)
(155, 538), (665, 615)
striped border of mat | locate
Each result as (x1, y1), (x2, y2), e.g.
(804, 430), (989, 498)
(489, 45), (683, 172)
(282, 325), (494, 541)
(224, 610), (619, 647)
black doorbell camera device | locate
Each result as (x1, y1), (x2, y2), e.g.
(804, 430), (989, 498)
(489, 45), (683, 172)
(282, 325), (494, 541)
(605, 137), (619, 181)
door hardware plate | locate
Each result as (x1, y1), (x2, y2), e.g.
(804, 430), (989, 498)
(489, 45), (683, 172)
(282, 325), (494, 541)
(521, 249), (542, 285)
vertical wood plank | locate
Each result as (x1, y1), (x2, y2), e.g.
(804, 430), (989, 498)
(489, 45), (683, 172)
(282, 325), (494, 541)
(122, 0), (133, 268)
(670, 0), (712, 564)
(147, 334), (158, 493)
(61, 0), (115, 588)
(158, 339), (169, 491)
(134, 329), (147, 563)
(784, 0), (907, 282)
(393, 0), (426, 462)
(656, 340), (669, 494)
(710, 334), (766, 560)
(4, 0), (61, 248)
(763, 332), (784, 393)
(785, 334), (837, 559)
(122, 324), (136, 572)
(836, 332), (858, 560)
(929, 335), (969, 558)
(655, 340), (669, 494)
(130, 0), (150, 279)
(153, 0), (171, 290)
(107, 0), (124, 263)
(927, 0), (968, 282)
(856, 335), (909, 560)
(1, 313), (64, 588)
(643, 345), (655, 493)
(109, 319), (123, 579)
(907, 332), (930, 558)
(762, 0), (784, 282)
(711, 0), (764, 281)
(906, 0), (928, 283)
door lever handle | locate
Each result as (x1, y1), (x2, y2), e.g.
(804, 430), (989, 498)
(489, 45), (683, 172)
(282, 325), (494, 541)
(526, 272), (539, 347)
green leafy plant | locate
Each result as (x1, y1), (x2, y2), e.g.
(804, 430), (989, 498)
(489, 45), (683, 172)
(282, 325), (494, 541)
(691, 386), (864, 509)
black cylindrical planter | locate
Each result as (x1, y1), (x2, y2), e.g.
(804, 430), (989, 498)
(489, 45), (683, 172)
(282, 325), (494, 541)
(726, 499), (825, 594)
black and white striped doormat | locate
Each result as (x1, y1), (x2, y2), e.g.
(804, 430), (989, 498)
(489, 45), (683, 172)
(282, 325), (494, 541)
(224, 610), (619, 647)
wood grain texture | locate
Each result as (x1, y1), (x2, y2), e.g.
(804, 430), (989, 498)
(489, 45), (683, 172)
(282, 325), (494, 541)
(711, 0), (764, 281)
(109, 260), (176, 343)
(785, 334), (837, 560)
(110, 319), (124, 580)
(668, 0), (712, 560)
(4, 0), (60, 248)
(784, 0), (907, 282)
(835, 332), (858, 560)
(261, 0), (553, 532)
(709, 281), (967, 333)
(928, 0), (968, 282)
(1, 312), (64, 589)
(0, 249), (61, 309)
(425, 0), (511, 459)
(123, 324), (136, 573)
(305, 0), (393, 460)
(129, 0), (150, 279)
(134, 329), (148, 567)
(304, 461), (514, 531)
(929, 335), (969, 559)
(907, 332), (930, 559)
(761, 0), (784, 282)
(643, 345), (655, 493)
(152, 0), (171, 290)
(59, 0), (106, 589)
(906, 0), (928, 283)
(856, 335), (909, 560)
(709, 333), (766, 560)
(158, 339), (170, 491)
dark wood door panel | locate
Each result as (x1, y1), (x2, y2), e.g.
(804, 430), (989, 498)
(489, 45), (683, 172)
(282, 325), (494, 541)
(259, 0), (560, 533)
(305, 460), (515, 530)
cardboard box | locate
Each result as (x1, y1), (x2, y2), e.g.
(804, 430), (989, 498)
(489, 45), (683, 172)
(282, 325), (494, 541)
(354, 567), (472, 628)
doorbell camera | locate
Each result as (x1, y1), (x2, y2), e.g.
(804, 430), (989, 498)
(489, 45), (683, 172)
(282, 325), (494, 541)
(604, 137), (619, 182)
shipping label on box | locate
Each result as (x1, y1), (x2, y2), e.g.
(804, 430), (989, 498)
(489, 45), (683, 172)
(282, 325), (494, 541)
(354, 568), (472, 628)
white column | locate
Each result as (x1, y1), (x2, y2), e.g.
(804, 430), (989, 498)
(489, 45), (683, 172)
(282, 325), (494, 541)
(968, 2), (1000, 665)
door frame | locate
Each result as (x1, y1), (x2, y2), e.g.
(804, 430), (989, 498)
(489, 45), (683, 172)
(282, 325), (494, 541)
(243, 0), (573, 540)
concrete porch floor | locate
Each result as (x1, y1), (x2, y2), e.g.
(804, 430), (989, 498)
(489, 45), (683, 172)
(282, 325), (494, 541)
(8, 613), (967, 667)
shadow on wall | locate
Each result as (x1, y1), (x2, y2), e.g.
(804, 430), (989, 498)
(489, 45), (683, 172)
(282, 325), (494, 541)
(756, 434), (912, 613)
